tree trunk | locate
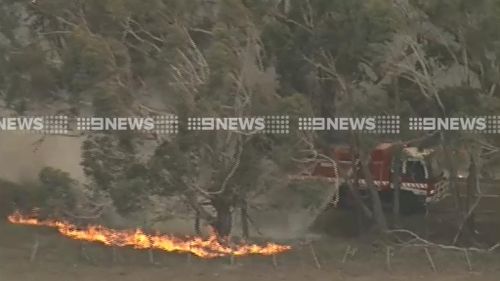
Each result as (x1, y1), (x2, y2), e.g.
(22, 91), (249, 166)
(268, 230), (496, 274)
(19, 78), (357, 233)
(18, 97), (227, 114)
(350, 173), (373, 218)
(392, 79), (402, 227)
(441, 134), (464, 236)
(194, 209), (201, 235)
(360, 155), (388, 232)
(240, 199), (249, 239)
(464, 154), (477, 241)
(392, 146), (403, 227)
(349, 147), (373, 220)
(351, 132), (387, 232)
(211, 200), (232, 238)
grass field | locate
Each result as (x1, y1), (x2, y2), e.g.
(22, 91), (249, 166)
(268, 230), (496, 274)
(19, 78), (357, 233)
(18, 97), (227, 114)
(2, 179), (500, 280)
(1, 219), (500, 281)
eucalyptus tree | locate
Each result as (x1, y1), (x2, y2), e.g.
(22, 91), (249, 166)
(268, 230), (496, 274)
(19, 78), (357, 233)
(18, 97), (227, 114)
(260, 0), (400, 232)
(5, 0), (311, 237)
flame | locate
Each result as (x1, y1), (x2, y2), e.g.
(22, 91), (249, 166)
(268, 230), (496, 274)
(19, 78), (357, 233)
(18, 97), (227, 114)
(7, 211), (291, 258)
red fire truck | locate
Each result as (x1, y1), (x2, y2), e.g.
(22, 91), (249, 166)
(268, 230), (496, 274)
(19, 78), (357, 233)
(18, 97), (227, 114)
(293, 143), (449, 213)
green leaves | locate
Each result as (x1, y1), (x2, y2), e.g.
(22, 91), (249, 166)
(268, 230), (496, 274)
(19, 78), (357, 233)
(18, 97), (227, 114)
(38, 167), (77, 214)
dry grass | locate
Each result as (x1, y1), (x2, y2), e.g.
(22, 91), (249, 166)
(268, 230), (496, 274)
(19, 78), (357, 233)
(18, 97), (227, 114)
(1, 221), (500, 281)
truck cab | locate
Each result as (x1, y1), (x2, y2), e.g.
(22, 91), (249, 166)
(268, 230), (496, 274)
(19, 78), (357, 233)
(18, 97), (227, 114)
(296, 143), (449, 213)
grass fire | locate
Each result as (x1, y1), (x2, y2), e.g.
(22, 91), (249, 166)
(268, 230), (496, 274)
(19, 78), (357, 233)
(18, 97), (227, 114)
(7, 211), (291, 259)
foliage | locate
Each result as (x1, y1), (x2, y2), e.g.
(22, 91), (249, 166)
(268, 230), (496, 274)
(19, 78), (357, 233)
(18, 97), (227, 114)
(1, 0), (500, 237)
(38, 167), (77, 216)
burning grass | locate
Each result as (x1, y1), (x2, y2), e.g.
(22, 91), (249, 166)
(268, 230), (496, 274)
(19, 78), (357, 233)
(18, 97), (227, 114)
(7, 211), (291, 259)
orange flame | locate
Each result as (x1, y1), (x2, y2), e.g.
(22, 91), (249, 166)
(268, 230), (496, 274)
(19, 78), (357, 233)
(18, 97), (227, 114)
(7, 211), (291, 258)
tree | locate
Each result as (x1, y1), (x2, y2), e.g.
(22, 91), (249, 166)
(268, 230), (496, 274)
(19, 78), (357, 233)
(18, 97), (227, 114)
(3, 0), (500, 246)
(7, 0), (311, 237)
(261, 0), (399, 232)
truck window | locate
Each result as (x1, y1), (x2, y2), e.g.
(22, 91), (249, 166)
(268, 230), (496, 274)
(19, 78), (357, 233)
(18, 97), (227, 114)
(404, 160), (427, 182)
(429, 157), (442, 179)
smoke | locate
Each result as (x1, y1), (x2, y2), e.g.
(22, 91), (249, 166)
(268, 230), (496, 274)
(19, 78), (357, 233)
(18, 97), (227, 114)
(0, 133), (332, 240)
(232, 181), (336, 240)
(0, 133), (84, 183)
